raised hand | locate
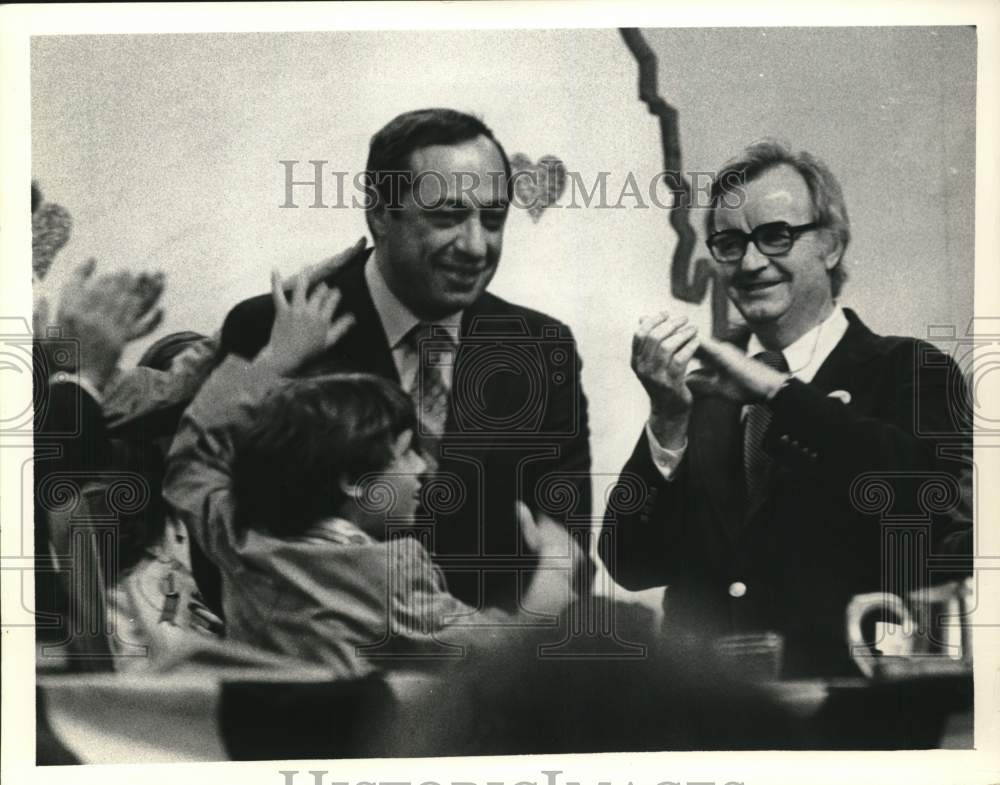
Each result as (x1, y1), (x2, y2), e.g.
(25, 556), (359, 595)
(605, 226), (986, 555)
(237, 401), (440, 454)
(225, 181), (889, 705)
(517, 500), (576, 557)
(631, 311), (700, 448)
(255, 269), (355, 376)
(686, 335), (789, 403)
(516, 501), (583, 614)
(53, 259), (166, 392)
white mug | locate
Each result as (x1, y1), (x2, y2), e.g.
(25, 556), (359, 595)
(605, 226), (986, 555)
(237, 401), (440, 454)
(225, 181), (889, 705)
(845, 578), (973, 679)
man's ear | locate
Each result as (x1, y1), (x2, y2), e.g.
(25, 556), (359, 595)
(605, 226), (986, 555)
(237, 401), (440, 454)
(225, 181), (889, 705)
(368, 204), (389, 242)
(820, 231), (845, 272)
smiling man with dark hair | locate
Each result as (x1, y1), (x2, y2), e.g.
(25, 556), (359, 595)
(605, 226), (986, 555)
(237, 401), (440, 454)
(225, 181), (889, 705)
(220, 108), (591, 613)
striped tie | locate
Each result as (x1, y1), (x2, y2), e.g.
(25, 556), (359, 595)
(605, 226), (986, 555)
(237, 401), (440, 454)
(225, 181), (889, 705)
(743, 350), (789, 512)
(403, 323), (451, 467)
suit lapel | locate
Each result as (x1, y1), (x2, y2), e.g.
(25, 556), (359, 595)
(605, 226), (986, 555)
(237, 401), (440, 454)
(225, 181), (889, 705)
(678, 309), (882, 547)
(316, 255), (399, 383)
(318, 264), (509, 445)
(744, 308), (880, 531)
(445, 295), (508, 440)
(808, 308), (881, 394)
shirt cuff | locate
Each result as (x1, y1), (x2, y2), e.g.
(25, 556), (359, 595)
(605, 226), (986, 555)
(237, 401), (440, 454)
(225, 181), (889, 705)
(644, 420), (687, 481)
(49, 372), (103, 406)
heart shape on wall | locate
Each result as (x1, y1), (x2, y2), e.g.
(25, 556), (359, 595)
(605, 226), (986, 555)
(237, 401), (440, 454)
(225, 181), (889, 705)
(509, 153), (567, 223)
(32, 200), (73, 281)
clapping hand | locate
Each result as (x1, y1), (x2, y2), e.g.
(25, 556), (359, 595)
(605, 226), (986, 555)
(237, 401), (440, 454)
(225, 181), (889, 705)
(631, 311), (700, 448)
(686, 335), (789, 403)
(50, 259), (166, 392)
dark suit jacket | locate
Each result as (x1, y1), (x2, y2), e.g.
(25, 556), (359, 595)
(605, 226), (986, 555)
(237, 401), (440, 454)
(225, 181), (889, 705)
(600, 309), (971, 677)
(34, 377), (112, 551)
(33, 371), (113, 651)
(220, 252), (592, 612)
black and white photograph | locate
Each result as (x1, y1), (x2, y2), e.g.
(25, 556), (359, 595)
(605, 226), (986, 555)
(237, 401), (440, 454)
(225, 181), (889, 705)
(2, 2), (998, 783)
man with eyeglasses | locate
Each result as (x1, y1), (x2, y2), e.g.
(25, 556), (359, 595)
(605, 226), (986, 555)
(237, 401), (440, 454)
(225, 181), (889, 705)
(601, 139), (971, 677)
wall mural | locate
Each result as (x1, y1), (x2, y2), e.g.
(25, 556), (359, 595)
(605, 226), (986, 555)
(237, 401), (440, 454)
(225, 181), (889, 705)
(31, 182), (72, 283)
(620, 28), (730, 338)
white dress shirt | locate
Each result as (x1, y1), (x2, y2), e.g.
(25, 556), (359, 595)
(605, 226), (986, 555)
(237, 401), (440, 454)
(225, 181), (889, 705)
(646, 305), (850, 480)
(364, 254), (461, 392)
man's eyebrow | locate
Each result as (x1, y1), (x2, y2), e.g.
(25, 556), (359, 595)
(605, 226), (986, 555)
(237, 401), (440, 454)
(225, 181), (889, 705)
(429, 198), (509, 210)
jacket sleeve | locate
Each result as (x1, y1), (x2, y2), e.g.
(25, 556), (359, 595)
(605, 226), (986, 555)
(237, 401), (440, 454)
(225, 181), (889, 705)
(162, 357), (283, 575)
(219, 292), (276, 361)
(33, 377), (113, 589)
(767, 339), (967, 477)
(34, 378), (112, 479)
(599, 429), (686, 591)
(765, 339), (971, 557)
(384, 537), (552, 657)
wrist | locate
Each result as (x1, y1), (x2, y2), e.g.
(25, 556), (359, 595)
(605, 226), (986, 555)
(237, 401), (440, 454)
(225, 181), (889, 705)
(254, 346), (295, 376)
(648, 406), (690, 449)
(78, 356), (119, 394)
(75, 371), (107, 403)
(77, 369), (109, 395)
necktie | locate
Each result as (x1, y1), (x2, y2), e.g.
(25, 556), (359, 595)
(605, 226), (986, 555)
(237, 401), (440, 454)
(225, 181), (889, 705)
(743, 350), (789, 512)
(403, 323), (451, 466)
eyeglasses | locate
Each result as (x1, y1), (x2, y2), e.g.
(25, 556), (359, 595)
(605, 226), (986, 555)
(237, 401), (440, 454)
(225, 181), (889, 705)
(706, 221), (820, 264)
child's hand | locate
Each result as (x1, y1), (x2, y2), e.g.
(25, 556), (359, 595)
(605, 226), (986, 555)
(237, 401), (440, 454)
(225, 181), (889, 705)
(255, 270), (355, 376)
(516, 500), (586, 614)
(517, 500), (578, 559)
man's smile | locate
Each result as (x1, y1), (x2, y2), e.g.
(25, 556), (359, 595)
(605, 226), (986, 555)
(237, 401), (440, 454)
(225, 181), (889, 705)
(735, 278), (786, 294)
(435, 257), (493, 287)
(438, 261), (488, 274)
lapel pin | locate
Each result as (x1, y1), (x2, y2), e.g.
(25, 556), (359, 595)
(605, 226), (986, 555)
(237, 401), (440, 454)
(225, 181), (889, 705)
(828, 390), (852, 405)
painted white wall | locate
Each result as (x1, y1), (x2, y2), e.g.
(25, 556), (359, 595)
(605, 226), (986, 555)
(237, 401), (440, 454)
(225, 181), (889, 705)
(31, 28), (976, 604)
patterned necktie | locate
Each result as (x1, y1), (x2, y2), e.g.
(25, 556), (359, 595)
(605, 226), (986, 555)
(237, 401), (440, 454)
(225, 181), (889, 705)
(743, 350), (789, 512)
(403, 323), (451, 466)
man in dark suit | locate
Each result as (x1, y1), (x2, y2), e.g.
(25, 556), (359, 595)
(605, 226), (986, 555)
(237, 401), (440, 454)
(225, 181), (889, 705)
(601, 140), (971, 677)
(220, 108), (591, 613)
(33, 260), (165, 663)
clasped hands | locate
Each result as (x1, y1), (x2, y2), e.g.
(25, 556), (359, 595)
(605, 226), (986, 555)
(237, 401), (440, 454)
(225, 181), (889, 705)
(632, 311), (790, 446)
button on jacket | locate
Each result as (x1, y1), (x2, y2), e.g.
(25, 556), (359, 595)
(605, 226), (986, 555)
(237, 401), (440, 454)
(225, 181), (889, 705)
(600, 309), (971, 677)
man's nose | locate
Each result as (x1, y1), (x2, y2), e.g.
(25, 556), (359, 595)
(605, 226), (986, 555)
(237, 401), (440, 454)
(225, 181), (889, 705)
(454, 216), (488, 258)
(740, 241), (770, 273)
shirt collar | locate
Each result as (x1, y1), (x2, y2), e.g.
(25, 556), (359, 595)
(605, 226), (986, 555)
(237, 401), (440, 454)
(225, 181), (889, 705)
(305, 517), (378, 546)
(746, 304), (849, 382)
(364, 252), (462, 350)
